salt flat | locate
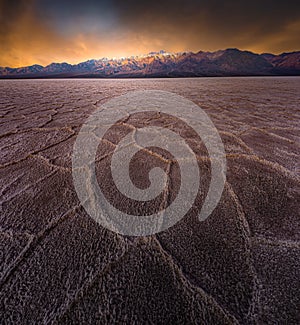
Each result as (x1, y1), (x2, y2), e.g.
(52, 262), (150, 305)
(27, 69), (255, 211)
(0, 77), (299, 324)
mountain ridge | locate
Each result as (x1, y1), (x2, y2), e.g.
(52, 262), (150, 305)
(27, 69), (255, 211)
(1, 48), (299, 78)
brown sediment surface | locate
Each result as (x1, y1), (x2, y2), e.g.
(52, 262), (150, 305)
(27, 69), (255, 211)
(0, 77), (299, 324)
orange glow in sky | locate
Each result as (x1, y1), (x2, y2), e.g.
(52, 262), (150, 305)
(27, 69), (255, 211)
(0, 0), (299, 67)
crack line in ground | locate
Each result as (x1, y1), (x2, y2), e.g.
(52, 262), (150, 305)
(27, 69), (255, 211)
(152, 237), (239, 324)
(0, 206), (80, 290)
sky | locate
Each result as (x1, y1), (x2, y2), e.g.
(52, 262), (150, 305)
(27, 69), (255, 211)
(0, 0), (299, 67)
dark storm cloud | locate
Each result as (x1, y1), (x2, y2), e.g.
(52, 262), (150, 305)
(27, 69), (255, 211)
(110, 0), (300, 50)
(0, 0), (32, 37)
(30, 0), (300, 42)
(111, 0), (300, 28)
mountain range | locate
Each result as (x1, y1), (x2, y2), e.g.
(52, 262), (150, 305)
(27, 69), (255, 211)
(1, 49), (299, 78)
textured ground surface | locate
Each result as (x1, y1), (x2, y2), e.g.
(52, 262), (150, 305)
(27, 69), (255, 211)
(0, 77), (299, 324)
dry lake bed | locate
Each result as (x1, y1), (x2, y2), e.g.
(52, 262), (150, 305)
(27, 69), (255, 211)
(0, 77), (299, 324)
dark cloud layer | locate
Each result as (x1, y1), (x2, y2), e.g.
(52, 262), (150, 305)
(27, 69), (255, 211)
(0, 0), (31, 40)
(0, 0), (299, 67)
(111, 0), (300, 49)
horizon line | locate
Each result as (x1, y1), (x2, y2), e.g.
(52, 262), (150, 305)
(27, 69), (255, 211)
(2, 48), (300, 69)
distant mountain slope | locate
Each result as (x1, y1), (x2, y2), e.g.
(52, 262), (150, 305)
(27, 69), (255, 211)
(261, 51), (300, 74)
(0, 49), (299, 78)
